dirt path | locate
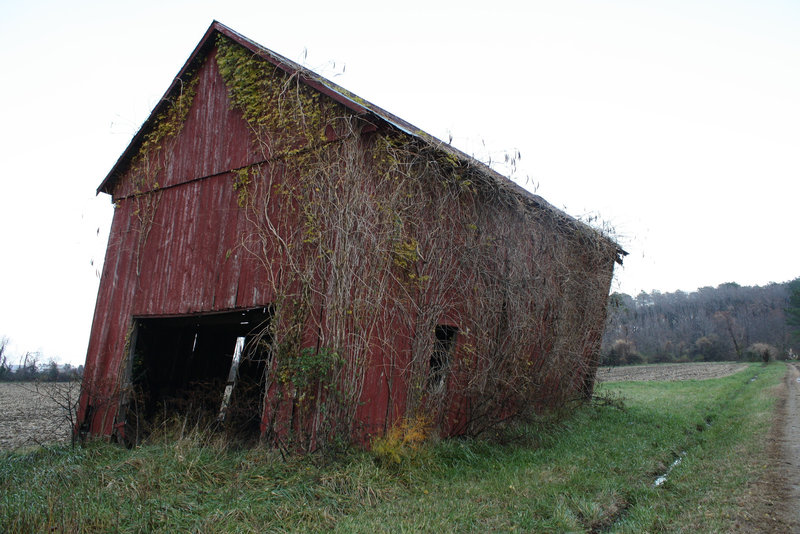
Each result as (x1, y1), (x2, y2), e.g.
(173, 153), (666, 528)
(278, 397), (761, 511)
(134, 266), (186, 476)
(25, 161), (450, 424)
(783, 364), (800, 532)
(733, 364), (800, 532)
(780, 364), (800, 530)
(602, 362), (800, 531)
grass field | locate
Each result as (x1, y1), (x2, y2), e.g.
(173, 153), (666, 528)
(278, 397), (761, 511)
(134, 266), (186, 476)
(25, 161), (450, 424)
(0, 362), (784, 532)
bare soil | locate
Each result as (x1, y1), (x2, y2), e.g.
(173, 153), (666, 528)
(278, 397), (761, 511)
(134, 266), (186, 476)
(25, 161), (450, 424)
(596, 362), (748, 383)
(0, 382), (79, 450)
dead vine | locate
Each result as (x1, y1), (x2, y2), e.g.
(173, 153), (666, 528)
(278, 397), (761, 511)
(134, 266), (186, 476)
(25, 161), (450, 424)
(215, 34), (618, 448)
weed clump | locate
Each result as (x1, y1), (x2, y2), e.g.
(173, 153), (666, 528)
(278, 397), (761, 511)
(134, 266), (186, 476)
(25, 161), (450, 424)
(743, 342), (780, 364)
(371, 415), (432, 467)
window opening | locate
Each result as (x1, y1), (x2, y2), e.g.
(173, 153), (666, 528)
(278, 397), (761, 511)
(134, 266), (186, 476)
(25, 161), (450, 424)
(429, 325), (458, 392)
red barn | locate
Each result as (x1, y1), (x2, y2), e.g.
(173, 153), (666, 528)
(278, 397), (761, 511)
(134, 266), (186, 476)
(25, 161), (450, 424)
(79, 21), (623, 448)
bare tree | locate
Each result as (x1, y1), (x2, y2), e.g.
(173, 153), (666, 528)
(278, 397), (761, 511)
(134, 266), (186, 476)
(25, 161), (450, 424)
(0, 336), (10, 380)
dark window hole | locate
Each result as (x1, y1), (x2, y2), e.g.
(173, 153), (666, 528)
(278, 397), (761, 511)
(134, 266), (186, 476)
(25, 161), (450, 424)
(429, 325), (458, 392)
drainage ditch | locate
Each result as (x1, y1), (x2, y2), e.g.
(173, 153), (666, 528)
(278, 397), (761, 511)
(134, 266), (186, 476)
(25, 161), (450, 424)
(599, 367), (760, 532)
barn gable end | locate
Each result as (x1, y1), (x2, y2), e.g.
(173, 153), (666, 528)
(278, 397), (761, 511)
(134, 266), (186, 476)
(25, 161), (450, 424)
(106, 51), (258, 200)
(80, 21), (623, 448)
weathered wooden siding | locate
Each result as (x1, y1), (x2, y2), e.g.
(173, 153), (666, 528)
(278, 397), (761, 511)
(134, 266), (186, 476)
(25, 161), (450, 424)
(81, 45), (277, 435)
(80, 40), (420, 439)
(80, 24), (621, 443)
(83, 172), (279, 433)
(111, 49), (257, 200)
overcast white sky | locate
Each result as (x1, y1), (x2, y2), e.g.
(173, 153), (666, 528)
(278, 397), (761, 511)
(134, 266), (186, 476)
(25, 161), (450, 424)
(1, 0), (799, 364)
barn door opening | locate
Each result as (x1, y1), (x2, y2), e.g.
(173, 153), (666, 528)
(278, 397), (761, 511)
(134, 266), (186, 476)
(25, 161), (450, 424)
(117, 307), (272, 445)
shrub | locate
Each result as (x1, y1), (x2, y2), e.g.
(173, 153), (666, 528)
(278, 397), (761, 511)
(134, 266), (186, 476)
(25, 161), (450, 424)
(603, 339), (642, 366)
(743, 343), (779, 363)
(693, 335), (727, 361)
(371, 415), (431, 467)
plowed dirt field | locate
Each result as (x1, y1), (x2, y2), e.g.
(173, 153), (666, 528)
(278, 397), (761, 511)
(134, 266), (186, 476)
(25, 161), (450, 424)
(0, 382), (78, 450)
(596, 362), (748, 382)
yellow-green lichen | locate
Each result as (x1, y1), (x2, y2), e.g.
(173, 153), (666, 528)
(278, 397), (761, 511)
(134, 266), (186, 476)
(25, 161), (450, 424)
(215, 34), (336, 154)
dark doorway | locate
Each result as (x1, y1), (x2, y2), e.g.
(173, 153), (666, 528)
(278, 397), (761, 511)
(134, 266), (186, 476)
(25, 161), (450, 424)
(119, 308), (272, 444)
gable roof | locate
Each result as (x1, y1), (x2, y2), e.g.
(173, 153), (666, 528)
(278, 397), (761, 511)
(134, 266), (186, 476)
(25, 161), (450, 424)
(98, 21), (624, 260)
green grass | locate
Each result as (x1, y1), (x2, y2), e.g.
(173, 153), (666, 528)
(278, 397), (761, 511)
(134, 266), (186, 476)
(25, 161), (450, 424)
(0, 362), (784, 533)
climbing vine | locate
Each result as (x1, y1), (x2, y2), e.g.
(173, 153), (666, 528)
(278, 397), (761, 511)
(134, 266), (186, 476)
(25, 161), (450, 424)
(216, 35), (336, 157)
(212, 34), (619, 449)
(126, 70), (200, 275)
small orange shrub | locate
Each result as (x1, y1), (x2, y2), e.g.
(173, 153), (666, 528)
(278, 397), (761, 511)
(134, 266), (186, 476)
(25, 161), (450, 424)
(371, 415), (431, 466)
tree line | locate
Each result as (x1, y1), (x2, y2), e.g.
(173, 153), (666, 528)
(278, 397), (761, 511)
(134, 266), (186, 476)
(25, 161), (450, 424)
(3, 277), (798, 378)
(601, 280), (800, 365)
(0, 336), (83, 382)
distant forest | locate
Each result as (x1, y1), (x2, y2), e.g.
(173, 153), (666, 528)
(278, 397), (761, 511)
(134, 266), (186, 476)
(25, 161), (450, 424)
(601, 281), (798, 365)
(2, 281), (797, 375)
